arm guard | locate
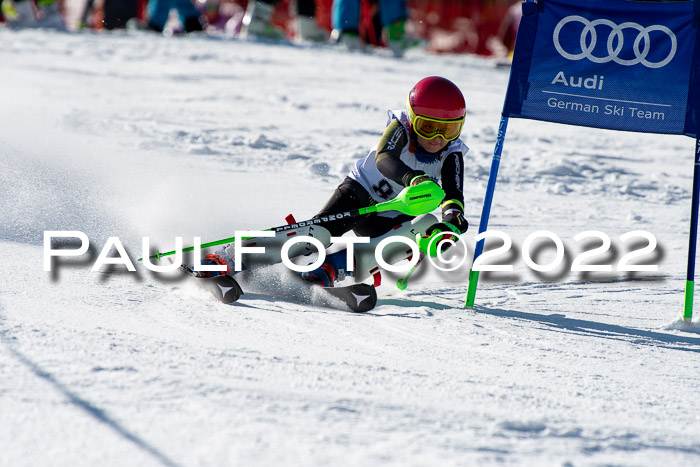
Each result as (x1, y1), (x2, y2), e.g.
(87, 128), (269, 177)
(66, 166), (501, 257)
(375, 120), (416, 186)
(439, 151), (465, 215)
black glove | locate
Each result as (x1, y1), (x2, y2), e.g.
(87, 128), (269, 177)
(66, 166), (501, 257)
(418, 221), (461, 256)
(442, 211), (468, 234)
(402, 170), (429, 187)
(419, 211), (468, 256)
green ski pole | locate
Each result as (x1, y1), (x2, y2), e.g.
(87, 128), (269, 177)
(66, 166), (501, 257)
(142, 182), (445, 261)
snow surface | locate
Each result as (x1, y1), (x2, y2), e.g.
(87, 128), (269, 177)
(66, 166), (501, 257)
(2, 28), (700, 466)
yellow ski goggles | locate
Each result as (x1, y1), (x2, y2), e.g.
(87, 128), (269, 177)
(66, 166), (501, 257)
(408, 107), (465, 142)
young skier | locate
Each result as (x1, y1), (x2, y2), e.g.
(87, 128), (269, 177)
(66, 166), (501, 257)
(299, 75), (470, 286)
(197, 75), (470, 290)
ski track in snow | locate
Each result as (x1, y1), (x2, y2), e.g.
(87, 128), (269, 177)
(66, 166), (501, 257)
(2, 28), (700, 466)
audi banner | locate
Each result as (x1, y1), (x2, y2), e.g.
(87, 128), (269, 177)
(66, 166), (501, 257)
(502, 0), (699, 138)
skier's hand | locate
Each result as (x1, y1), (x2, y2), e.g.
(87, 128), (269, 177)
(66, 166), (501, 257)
(410, 174), (433, 186)
(405, 172), (442, 199)
(402, 170), (434, 187)
(442, 211), (468, 234)
(416, 222), (461, 257)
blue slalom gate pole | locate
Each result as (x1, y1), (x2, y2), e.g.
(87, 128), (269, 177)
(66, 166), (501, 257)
(683, 138), (700, 323)
(465, 116), (509, 307)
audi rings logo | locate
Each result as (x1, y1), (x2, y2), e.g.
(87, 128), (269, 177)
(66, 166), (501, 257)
(553, 15), (677, 68)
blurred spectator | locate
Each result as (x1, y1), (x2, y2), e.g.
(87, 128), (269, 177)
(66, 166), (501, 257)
(484, 1), (521, 59)
(330, 0), (410, 56)
(497, 0), (522, 56)
(195, 0), (244, 34)
(102, 0), (138, 29)
(76, 0), (95, 29)
(198, 0), (224, 30)
(1, 0), (66, 29)
(293, 0), (326, 42)
(408, 0), (514, 56)
(146, 0), (203, 33)
(426, 16), (479, 55)
(240, 0), (285, 39)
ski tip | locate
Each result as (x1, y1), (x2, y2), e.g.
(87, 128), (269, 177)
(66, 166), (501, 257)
(324, 283), (377, 313)
(205, 275), (244, 304)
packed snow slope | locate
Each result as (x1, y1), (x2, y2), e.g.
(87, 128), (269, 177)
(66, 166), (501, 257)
(1, 28), (700, 466)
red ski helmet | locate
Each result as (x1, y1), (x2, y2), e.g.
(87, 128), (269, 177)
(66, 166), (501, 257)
(407, 76), (466, 141)
(408, 76), (466, 120)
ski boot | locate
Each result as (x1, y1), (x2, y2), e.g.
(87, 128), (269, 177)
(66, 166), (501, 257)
(181, 254), (242, 304)
(192, 253), (230, 278)
(301, 250), (348, 287)
(352, 214), (438, 284)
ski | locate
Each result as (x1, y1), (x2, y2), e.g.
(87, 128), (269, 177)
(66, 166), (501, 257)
(322, 283), (377, 313)
(178, 265), (376, 312)
(179, 265), (243, 304)
(203, 274), (244, 305)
